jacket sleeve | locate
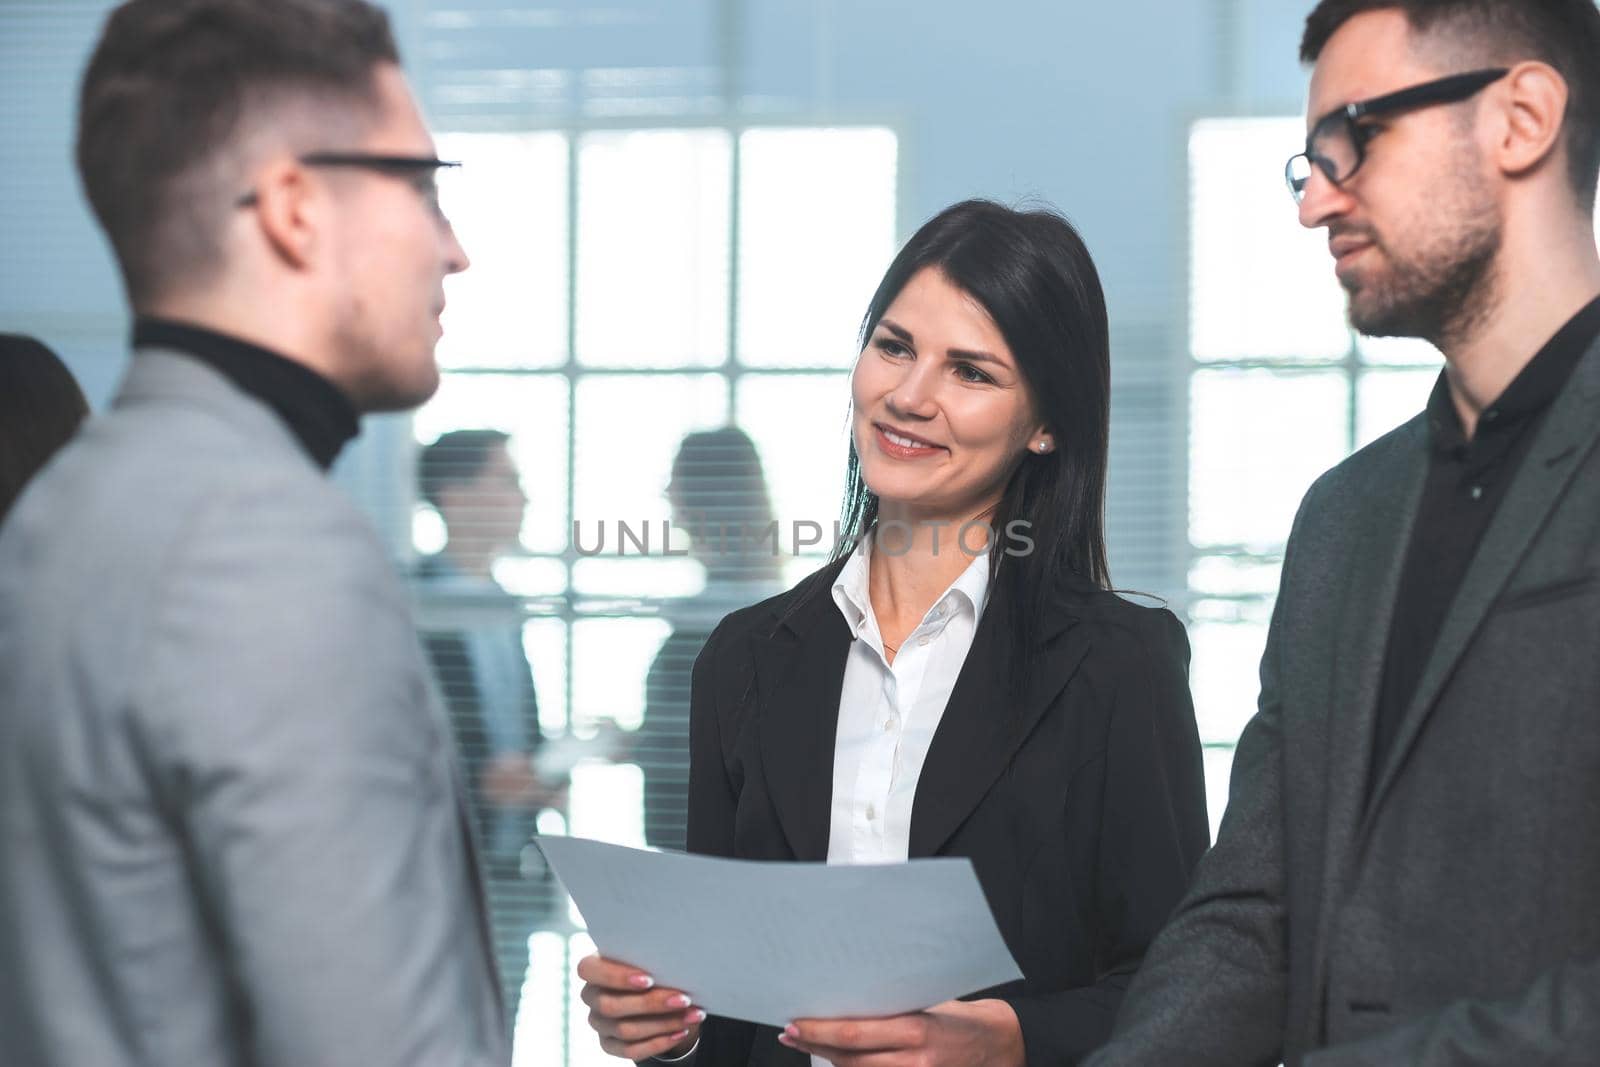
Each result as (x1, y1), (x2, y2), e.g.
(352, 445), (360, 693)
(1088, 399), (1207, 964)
(420, 631), (491, 811)
(1302, 963), (1600, 1066)
(1085, 503), (1320, 1067)
(1003, 608), (1211, 1065)
(135, 478), (506, 1067)
(680, 622), (759, 1067)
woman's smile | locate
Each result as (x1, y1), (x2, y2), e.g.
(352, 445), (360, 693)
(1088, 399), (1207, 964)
(873, 422), (946, 459)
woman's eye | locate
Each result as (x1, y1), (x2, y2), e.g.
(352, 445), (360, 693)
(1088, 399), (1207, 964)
(954, 363), (993, 384)
(875, 339), (911, 358)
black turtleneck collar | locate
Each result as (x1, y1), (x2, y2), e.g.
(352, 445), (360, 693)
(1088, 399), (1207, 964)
(132, 317), (360, 469)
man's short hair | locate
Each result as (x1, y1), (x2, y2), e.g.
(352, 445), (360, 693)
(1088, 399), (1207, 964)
(418, 430), (511, 512)
(1301, 0), (1600, 212)
(76, 0), (399, 307)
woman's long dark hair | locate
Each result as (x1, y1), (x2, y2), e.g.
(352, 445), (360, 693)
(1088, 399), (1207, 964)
(831, 199), (1112, 681)
(0, 335), (90, 526)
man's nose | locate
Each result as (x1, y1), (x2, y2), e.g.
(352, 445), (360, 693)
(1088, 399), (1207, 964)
(444, 220), (471, 274)
(1297, 165), (1352, 230)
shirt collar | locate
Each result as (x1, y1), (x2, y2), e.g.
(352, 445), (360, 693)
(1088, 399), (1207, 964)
(1426, 294), (1600, 454)
(829, 533), (992, 642)
(132, 317), (360, 469)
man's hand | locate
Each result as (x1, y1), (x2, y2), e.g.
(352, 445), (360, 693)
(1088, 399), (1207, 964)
(480, 753), (565, 809)
(780, 998), (1024, 1067)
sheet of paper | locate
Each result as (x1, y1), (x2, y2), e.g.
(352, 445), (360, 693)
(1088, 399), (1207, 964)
(534, 835), (1023, 1028)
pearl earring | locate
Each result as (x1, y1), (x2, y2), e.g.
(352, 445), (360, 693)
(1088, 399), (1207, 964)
(1036, 441), (1051, 454)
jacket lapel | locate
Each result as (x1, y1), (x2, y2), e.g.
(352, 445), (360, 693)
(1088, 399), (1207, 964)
(753, 562), (852, 862)
(1306, 417), (1429, 1014)
(1361, 340), (1600, 830)
(908, 585), (1091, 858)
(1319, 418), (1431, 849)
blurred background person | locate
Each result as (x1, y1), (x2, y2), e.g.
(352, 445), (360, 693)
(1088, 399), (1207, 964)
(0, 334), (89, 525)
(416, 427), (563, 1027)
(637, 426), (784, 851)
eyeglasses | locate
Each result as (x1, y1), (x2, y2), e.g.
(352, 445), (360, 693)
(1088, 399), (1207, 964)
(235, 152), (461, 217)
(1284, 68), (1509, 203)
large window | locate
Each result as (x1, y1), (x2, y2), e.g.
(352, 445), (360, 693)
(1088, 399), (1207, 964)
(415, 124), (898, 1066)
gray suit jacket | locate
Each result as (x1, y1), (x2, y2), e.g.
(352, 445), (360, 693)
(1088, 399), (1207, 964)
(1091, 336), (1600, 1067)
(0, 349), (508, 1067)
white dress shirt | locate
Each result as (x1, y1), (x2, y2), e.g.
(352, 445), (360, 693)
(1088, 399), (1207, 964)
(807, 539), (990, 1067)
(826, 537), (992, 866)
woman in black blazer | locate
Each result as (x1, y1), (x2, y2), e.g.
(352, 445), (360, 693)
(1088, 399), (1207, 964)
(579, 200), (1209, 1066)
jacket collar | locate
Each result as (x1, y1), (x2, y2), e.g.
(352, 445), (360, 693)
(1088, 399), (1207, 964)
(828, 537), (992, 653)
(1361, 332), (1600, 829)
(751, 555), (1093, 860)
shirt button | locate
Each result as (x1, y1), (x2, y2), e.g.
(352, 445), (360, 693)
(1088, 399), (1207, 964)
(1470, 485), (1484, 500)
(883, 716), (897, 732)
(918, 635), (930, 647)
(866, 803), (876, 821)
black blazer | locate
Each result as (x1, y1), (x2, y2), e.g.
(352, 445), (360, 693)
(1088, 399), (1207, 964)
(686, 558), (1209, 1066)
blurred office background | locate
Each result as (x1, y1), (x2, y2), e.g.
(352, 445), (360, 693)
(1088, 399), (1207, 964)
(7, 1), (1597, 1063)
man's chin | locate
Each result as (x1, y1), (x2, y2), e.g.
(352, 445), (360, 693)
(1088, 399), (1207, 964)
(351, 364), (441, 414)
(1347, 294), (1429, 342)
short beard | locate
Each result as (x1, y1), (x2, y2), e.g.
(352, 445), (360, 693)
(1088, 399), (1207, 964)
(1345, 216), (1500, 351)
(1341, 141), (1502, 351)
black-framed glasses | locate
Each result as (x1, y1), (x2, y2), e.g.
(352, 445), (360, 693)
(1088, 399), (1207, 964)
(1285, 68), (1509, 203)
(235, 152), (461, 214)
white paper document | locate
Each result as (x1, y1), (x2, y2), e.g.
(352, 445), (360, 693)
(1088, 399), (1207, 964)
(534, 835), (1023, 1028)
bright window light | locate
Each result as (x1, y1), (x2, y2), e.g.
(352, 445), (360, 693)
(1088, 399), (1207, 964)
(737, 127), (898, 368)
(1188, 368), (1349, 550)
(1189, 118), (1351, 362)
(575, 130), (732, 367)
(436, 132), (569, 368)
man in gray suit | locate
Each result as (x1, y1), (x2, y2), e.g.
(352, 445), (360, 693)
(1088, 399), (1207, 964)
(0, 2), (506, 1065)
(1090, 1), (1600, 1064)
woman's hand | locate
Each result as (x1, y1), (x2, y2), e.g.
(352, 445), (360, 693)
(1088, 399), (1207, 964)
(577, 954), (705, 1061)
(779, 998), (1024, 1067)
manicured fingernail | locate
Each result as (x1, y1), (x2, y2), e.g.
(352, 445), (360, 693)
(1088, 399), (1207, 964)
(666, 993), (691, 1008)
(778, 1033), (795, 1046)
(672, 1028), (691, 1040)
(686, 1009), (707, 1023)
(628, 974), (655, 989)
(784, 1024), (799, 1038)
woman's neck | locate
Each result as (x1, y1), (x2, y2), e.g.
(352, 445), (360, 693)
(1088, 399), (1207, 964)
(867, 500), (992, 651)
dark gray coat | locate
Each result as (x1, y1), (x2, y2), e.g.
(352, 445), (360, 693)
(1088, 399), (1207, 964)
(1092, 337), (1600, 1066)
